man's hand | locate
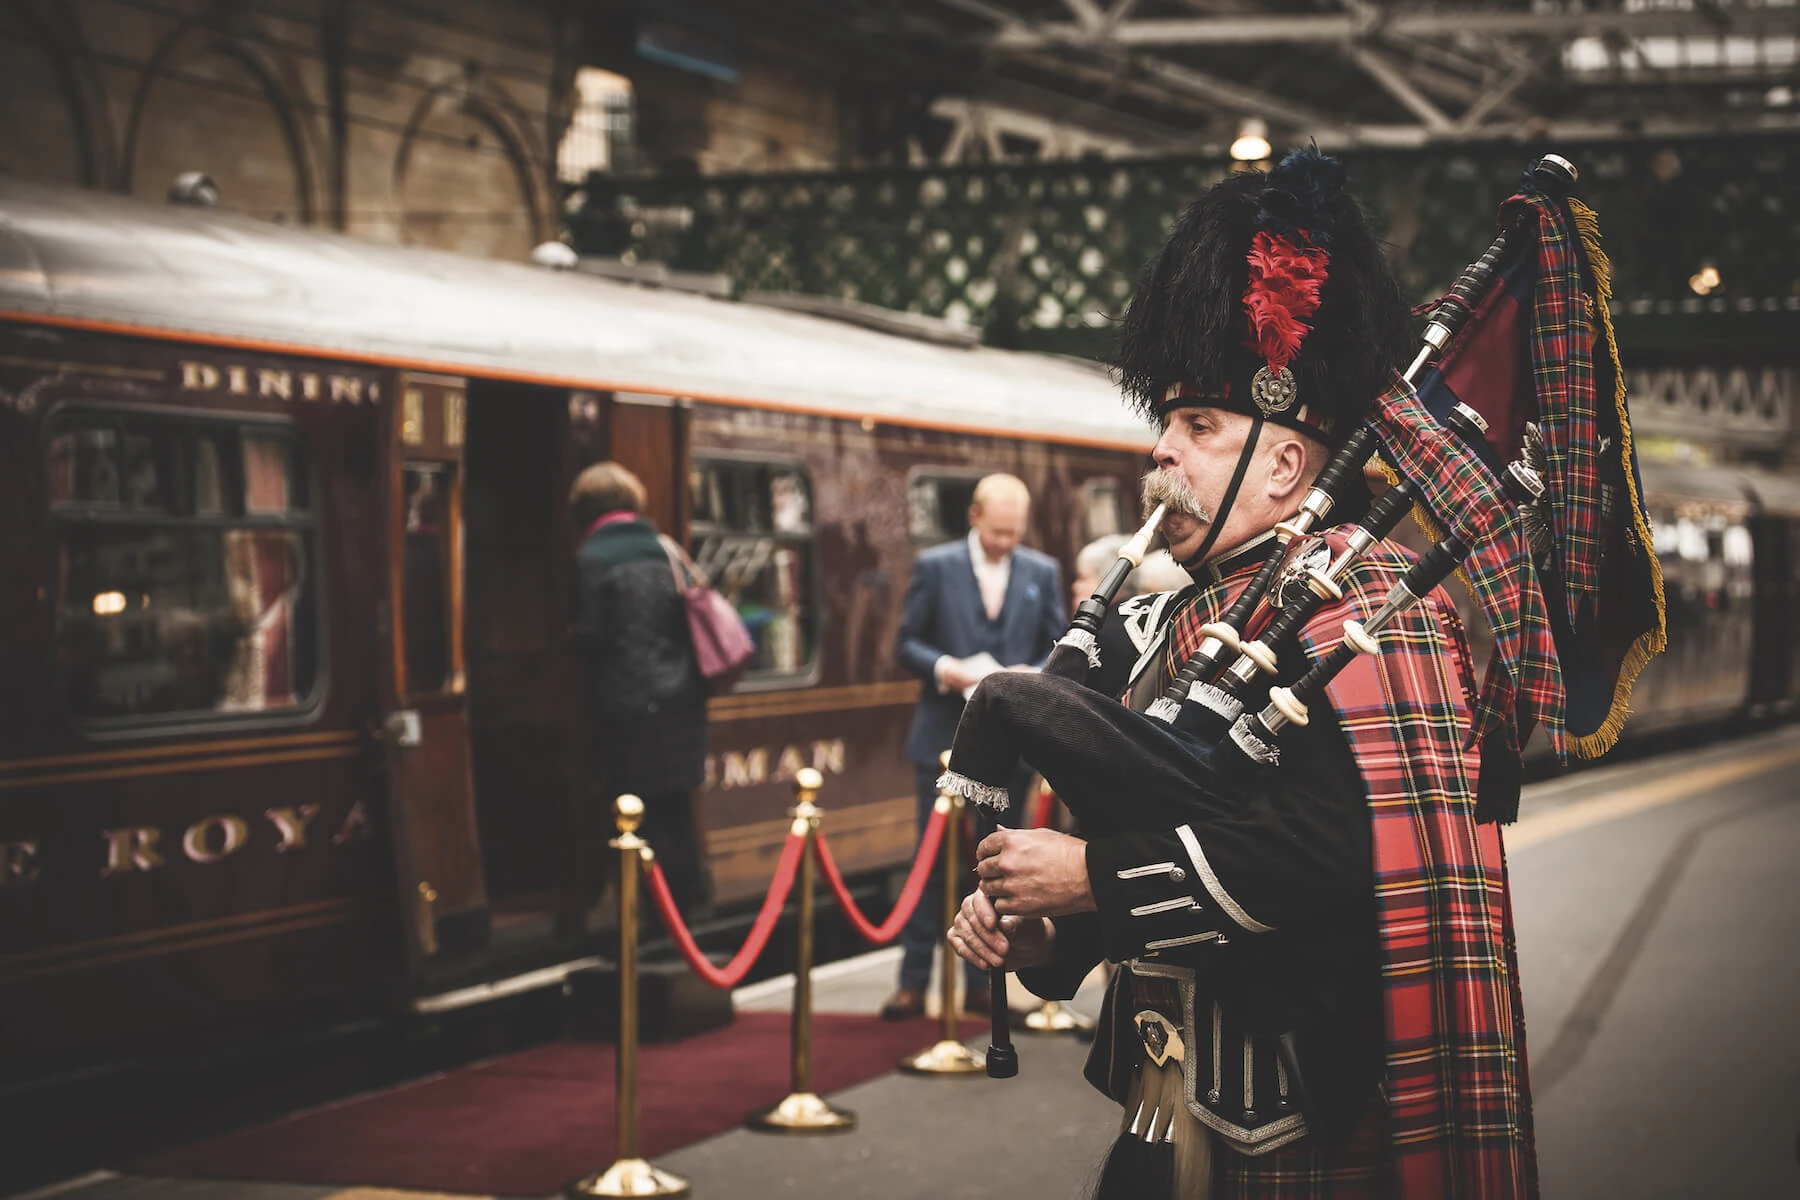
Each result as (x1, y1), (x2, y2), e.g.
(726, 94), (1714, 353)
(938, 658), (983, 693)
(949, 887), (1055, 971)
(974, 827), (1096, 918)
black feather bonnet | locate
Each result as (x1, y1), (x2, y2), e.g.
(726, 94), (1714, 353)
(1114, 147), (1413, 446)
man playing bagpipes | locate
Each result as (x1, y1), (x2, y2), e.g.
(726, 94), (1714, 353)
(947, 147), (1664, 1199)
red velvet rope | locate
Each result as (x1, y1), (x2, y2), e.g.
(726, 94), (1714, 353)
(813, 804), (948, 945)
(644, 830), (806, 990)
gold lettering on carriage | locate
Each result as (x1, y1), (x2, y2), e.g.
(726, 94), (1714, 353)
(182, 815), (249, 864)
(76, 805), (370, 880)
(1, 804), (366, 887)
(178, 361), (380, 405)
(0, 840), (40, 887)
(705, 739), (847, 790)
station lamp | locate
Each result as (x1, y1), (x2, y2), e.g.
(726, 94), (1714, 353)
(1230, 118), (1272, 163)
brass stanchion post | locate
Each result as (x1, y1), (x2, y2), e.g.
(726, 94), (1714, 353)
(568, 794), (690, 1199)
(747, 767), (856, 1132)
(1023, 999), (1094, 1036)
(900, 754), (985, 1075)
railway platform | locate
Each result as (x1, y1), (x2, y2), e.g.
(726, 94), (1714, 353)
(12, 726), (1799, 1200)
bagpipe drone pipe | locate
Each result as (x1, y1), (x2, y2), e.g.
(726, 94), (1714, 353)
(948, 154), (1585, 1079)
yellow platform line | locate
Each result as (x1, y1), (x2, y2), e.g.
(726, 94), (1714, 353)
(1507, 741), (1800, 852)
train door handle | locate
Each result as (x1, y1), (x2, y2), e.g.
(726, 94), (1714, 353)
(384, 709), (422, 747)
(416, 881), (440, 957)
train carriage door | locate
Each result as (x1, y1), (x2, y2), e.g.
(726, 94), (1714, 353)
(382, 372), (489, 977)
(609, 393), (691, 540)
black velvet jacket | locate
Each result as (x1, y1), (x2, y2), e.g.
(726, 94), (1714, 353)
(1019, 589), (1384, 1149)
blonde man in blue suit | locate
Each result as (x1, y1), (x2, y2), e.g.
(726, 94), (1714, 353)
(881, 473), (1066, 1020)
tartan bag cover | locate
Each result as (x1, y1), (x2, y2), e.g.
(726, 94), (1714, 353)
(1499, 187), (1600, 617)
(1413, 184), (1665, 758)
(1370, 377), (1567, 760)
(1164, 540), (1537, 1199)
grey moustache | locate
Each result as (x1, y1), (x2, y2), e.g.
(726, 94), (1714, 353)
(1141, 471), (1209, 524)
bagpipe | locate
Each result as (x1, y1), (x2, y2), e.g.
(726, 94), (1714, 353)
(945, 152), (1654, 1080)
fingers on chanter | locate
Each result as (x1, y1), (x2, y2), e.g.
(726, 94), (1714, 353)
(959, 895), (1009, 964)
(964, 888), (1001, 931)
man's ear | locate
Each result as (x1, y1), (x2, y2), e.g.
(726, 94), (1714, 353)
(1266, 438), (1309, 498)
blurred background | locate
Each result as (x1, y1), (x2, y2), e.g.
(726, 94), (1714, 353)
(2, 3), (1797, 1198)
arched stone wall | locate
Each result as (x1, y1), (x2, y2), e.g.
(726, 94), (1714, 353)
(0, 1), (111, 186)
(393, 72), (550, 261)
(121, 20), (318, 224)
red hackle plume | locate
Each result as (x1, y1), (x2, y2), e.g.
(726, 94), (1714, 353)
(1242, 230), (1330, 372)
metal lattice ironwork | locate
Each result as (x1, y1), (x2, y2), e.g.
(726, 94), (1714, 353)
(571, 136), (1799, 360)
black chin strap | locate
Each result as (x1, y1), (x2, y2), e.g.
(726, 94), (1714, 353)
(1181, 415), (1264, 571)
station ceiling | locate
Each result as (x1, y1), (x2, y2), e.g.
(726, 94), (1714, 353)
(799, 0), (1800, 160)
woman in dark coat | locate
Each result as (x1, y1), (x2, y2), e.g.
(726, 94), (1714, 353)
(569, 461), (709, 917)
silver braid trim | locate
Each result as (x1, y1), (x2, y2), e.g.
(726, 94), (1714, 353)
(935, 770), (1011, 812)
(1228, 718), (1281, 766)
(1186, 682), (1243, 722)
(1057, 628), (1102, 671)
(1145, 697), (1182, 724)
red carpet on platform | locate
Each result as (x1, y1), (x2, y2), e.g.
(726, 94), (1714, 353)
(128, 1013), (981, 1196)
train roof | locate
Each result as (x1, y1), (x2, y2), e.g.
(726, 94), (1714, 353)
(1639, 457), (1800, 516)
(0, 178), (1148, 451)
(1736, 467), (1800, 516)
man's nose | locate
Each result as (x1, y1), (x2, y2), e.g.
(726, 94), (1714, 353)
(1152, 428), (1179, 467)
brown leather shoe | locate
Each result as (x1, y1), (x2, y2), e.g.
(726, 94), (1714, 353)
(879, 987), (926, 1021)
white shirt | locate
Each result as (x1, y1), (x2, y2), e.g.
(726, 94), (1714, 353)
(933, 530), (1013, 693)
(966, 528), (1013, 622)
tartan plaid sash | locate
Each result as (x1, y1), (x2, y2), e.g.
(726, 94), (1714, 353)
(1164, 535), (1538, 1198)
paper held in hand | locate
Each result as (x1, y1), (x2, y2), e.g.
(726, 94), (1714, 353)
(958, 652), (1003, 700)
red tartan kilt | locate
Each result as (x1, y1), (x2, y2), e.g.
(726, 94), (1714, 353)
(1218, 1096), (1386, 1199)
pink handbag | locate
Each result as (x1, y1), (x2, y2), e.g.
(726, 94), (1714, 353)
(661, 536), (756, 688)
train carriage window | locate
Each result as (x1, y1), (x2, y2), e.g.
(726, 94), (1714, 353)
(906, 469), (984, 545)
(401, 463), (458, 694)
(1079, 478), (1127, 543)
(47, 411), (322, 723)
(689, 457), (819, 682)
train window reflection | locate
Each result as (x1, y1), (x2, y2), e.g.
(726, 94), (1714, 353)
(691, 458), (811, 535)
(47, 412), (321, 722)
(689, 457), (818, 681)
(906, 469), (982, 545)
(402, 463), (460, 695)
(1079, 478), (1127, 542)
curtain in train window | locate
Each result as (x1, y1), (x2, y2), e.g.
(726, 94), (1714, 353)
(688, 457), (818, 679)
(47, 414), (320, 721)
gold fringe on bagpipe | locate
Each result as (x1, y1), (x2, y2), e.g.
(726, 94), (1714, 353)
(1566, 197), (1668, 759)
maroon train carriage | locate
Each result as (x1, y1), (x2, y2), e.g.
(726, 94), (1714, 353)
(0, 178), (1151, 1073)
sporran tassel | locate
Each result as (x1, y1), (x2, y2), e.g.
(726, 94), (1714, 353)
(1092, 1059), (1212, 1200)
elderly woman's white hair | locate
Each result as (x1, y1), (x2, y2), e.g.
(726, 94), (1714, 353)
(1074, 534), (1192, 602)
